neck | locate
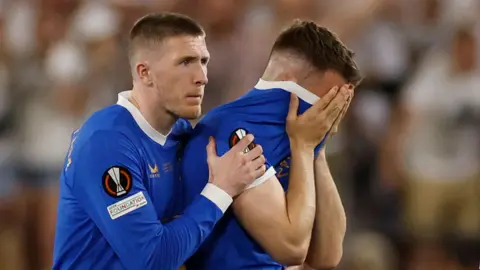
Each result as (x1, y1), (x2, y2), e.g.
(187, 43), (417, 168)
(261, 54), (308, 83)
(130, 86), (177, 135)
(262, 66), (297, 85)
(261, 68), (284, 82)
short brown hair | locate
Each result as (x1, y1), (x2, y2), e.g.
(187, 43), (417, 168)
(128, 12), (205, 59)
(272, 20), (362, 85)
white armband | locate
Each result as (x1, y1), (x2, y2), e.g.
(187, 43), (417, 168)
(245, 166), (276, 190)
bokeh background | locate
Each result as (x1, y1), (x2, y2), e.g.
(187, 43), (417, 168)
(0, 0), (479, 269)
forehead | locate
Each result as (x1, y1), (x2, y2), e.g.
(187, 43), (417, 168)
(159, 35), (209, 58)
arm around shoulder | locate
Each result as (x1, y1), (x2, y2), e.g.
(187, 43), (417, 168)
(71, 130), (229, 269)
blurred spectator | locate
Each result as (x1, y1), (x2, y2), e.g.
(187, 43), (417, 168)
(344, 231), (398, 270)
(68, 0), (126, 107)
(403, 0), (446, 56)
(346, 0), (410, 226)
(384, 24), (480, 268)
(2, 0), (37, 59)
(0, 0), (15, 203)
(16, 40), (88, 269)
(227, 0), (322, 100)
(183, 0), (250, 112)
(0, 2), (24, 270)
(405, 25), (479, 237)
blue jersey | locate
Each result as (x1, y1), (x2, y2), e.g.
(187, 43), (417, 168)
(53, 91), (232, 270)
(181, 80), (324, 270)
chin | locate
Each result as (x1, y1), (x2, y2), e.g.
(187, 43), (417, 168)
(179, 108), (202, 120)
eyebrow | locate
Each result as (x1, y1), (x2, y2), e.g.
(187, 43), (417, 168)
(179, 55), (210, 63)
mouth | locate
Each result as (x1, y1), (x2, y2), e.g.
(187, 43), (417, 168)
(185, 94), (203, 105)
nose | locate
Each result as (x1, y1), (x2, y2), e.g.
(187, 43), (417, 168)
(194, 65), (208, 86)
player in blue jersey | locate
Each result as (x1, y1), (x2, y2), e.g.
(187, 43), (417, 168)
(181, 20), (361, 270)
(52, 13), (269, 270)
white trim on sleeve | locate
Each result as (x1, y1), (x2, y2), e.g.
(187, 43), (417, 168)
(201, 183), (233, 213)
(245, 166), (276, 190)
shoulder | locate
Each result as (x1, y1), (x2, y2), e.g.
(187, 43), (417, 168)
(73, 129), (139, 164)
(76, 105), (141, 147)
(197, 110), (246, 135)
(83, 104), (138, 132)
(65, 129), (143, 193)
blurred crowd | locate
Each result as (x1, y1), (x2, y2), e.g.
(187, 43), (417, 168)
(0, 0), (479, 269)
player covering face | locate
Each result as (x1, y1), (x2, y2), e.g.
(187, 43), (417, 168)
(181, 20), (361, 270)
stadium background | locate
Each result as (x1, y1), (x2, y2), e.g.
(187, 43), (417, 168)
(0, 0), (479, 269)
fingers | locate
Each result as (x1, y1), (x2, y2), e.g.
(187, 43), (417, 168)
(243, 146), (266, 180)
(287, 93), (299, 122)
(206, 136), (217, 160)
(338, 86), (354, 120)
(252, 164), (266, 179)
(231, 134), (255, 153)
(250, 152), (266, 170)
(308, 85), (340, 114)
(322, 85), (350, 125)
(244, 144), (263, 162)
(331, 89), (353, 134)
(320, 85), (340, 109)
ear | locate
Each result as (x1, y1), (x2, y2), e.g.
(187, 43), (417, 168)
(135, 62), (153, 86)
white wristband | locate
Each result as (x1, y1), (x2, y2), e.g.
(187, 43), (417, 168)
(201, 183), (233, 213)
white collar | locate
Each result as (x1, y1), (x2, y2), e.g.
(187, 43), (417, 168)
(254, 79), (319, 105)
(117, 91), (169, 146)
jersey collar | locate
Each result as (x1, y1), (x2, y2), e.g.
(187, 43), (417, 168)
(254, 79), (319, 105)
(117, 91), (169, 146)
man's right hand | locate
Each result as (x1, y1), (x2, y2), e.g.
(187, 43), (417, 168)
(286, 84), (351, 149)
(206, 135), (266, 197)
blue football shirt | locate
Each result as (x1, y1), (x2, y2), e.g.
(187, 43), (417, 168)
(53, 91), (232, 270)
(181, 79), (325, 270)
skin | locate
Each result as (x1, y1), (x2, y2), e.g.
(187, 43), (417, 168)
(128, 33), (272, 198)
(123, 31), (270, 269)
(130, 35), (210, 134)
(128, 33), (351, 269)
(234, 52), (352, 268)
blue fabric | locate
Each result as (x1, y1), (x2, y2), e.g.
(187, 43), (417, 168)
(181, 88), (325, 270)
(53, 105), (223, 270)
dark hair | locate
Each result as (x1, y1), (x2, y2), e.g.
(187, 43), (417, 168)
(128, 12), (205, 59)
(271, 20), (362, 85)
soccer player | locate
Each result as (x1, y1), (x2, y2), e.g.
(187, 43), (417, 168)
(52, 13), (269, 270)
(180, 20), (361, 270)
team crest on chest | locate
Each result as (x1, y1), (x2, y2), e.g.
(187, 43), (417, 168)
(229, 128), (256, 153)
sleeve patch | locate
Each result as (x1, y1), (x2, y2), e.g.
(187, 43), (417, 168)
(102, 166), (133, 198)
(107, 191), (147, 220)
(229, 128), (256, 152)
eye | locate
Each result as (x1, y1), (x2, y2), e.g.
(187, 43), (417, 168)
(201, 58), (209, 65)
(180, 59), (191, 66)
